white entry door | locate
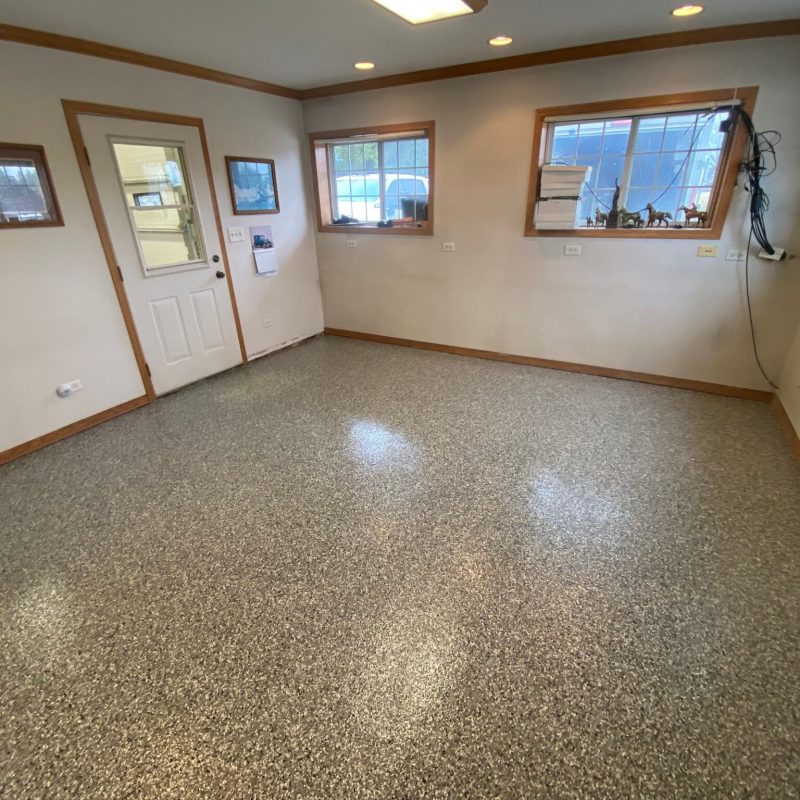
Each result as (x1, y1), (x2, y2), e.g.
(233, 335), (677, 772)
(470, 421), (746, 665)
(80, 115), (242, 395)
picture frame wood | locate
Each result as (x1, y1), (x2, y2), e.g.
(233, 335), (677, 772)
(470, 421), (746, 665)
(225, 156), (280, 215)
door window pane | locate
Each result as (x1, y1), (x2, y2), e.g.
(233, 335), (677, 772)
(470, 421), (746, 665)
(112, 142), (204, 270)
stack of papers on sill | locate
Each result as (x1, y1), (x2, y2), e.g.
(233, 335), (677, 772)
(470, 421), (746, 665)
(535, 165), (591, 230)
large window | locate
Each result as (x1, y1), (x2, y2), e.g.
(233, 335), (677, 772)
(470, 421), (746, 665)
(309, 122), (434, 235)
(525, 87), (758, 238)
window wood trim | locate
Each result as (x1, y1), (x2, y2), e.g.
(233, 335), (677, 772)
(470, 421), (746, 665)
(0, 143), (64, 229)
(308, 121), (435, 236)
(523, 86), (759, 239)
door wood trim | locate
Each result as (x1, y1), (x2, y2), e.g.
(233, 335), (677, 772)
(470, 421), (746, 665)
(0, 395), (149, 466)
(324, 328), (774, 402)
(62, 99), (249, 391)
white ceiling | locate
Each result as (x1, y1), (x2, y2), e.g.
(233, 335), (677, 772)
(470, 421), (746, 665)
(1, 0), (797, 90)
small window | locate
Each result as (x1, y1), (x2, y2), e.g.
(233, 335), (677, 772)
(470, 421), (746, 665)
(525, 87), (758, 238)
(111, 141), (205, 271)
(0, 143), (63, 228)
(309, 122), (434, 235)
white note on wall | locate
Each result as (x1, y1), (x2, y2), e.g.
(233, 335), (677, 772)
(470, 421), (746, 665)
(254, 247), (278, 276)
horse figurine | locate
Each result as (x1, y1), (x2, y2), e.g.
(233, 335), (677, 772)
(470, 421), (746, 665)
(679, 204), (708, 227)
(646, 203), (673, 227)
(594, 207), (608, 227)
(619, 208), (644, 228)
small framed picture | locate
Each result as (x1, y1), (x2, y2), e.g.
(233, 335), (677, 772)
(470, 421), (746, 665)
(225, 156), (280, 215)
(133, 191), (163, 207)
(0, 143), (63, 228)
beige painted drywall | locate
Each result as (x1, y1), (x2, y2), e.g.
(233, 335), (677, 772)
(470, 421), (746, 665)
(0, 41), (323, 454)
(779, 322), (800, 435)
(303, 37), (800, 390)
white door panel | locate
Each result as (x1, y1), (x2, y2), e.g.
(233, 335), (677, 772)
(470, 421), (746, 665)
(80, 115), (241, 395)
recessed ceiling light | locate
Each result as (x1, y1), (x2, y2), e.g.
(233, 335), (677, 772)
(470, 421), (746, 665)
(372, 0), (488, 25)
(488, 35), (513, 46)
(671, 4), (704, 16)
(354, 62), (376, 70)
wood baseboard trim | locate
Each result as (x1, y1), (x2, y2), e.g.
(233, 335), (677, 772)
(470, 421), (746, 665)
(324, 328), (773, 402)
(0, 395), (150, 467)
(772, 395), (800, 462)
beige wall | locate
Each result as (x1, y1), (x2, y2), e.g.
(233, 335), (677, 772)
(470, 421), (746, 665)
(303, 37), (800, 390)
(0, 41), (323, 454)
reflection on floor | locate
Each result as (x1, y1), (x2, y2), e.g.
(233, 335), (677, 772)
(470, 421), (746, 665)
(2, 335), (798, 798)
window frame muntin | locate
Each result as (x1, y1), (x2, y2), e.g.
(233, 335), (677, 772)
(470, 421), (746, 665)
(524, 87), (758, 239)
(309, 121), (435, 236)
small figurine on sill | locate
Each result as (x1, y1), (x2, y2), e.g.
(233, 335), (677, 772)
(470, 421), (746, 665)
(679, 204), (709, 227)
(594, 207), (608, 227)
(619, 208), (644, 228)
(586, 216), (594, 227)
(645, 203), (673, 227)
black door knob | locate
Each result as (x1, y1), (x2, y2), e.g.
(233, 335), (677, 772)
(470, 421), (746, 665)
(216, 270), (225, 279)
(212, 255), (220, 263)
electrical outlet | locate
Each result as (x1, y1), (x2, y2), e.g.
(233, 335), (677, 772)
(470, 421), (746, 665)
(725, 249), (746, 261)
(697, 246), (718, 258)
(227, 226), (245, 243)
(346, 239), (358, 248)
(442, 242), (456, 252)
(564, 244), (582, 256)
(56, 379), (83, 398)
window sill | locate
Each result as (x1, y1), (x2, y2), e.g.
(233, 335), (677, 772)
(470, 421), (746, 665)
(319, 223), (433, 236)
(525, 224), (722, 239)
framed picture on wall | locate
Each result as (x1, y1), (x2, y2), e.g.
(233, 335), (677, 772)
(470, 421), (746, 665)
(225, 156), (280, 215)
(0, 143), (63, 228)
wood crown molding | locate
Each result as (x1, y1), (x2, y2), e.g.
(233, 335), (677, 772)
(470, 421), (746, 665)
(0, 20), (797, 101)
(0, 23), (301, 99)
(324, 328), (774, 403)
(299, 19), (800, 99)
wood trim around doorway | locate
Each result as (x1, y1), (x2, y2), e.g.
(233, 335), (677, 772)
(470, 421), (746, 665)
(61, 99), (249, 395)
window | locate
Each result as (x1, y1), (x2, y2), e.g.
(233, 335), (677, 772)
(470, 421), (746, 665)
(111, 141), (205, 271)
(0, 143), (63, 228)
(309, 122), (435, 235)
(525, 87), (758, 238)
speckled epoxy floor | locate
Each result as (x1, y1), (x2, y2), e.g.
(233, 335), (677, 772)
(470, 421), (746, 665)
(2, 335), (799, 799)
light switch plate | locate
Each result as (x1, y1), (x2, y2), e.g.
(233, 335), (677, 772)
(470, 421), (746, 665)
(442, 242), (456, 252)
(227, 226), (245, 243)
(346, 239), (358, 248)
(564, 244), (582, 256)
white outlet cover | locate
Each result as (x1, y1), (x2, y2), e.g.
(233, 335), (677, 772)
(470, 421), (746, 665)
(564, 244), (582, 256)
(346, 239), (357, 248)
(725, 249), (746, 261)
(227, 226), (245, 242)
(442, 242), (456, 251)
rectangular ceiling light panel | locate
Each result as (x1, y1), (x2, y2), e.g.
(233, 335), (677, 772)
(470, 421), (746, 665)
(372, 0), (487, 25)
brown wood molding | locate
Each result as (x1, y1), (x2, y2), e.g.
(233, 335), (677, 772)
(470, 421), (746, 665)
(324, 328), (774, 402)
(308, 121), (436, 235)
(1, 20), (797, 101)
(0, 23), (300, 99)
(524, 86), (758, 239)
(300, 20), (800, 100)
(772, 395), (800, 462)
(0, 395), (149, 466)
(61, 99), (249, 375)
